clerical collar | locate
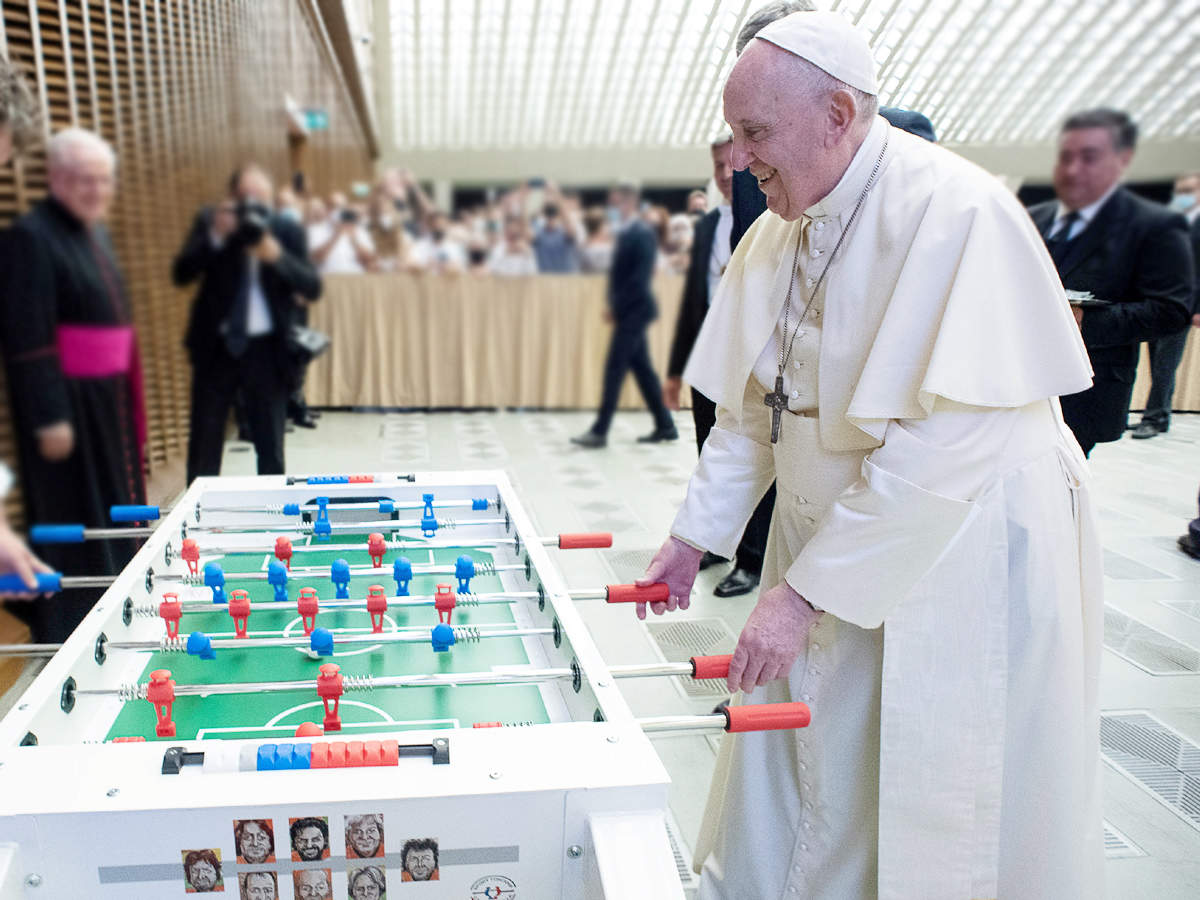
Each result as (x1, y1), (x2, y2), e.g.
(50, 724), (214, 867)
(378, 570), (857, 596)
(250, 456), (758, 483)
(805, 114), (890, 221)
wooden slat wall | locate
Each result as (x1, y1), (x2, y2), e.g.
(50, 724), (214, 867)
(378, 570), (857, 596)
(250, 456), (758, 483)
(0, 0), (374, 526)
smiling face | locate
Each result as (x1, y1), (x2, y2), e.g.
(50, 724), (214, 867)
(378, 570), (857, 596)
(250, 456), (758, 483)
(237, 822), (271, 863)
(723, 41), (863, 222)
(292, 869), (331, 899)
(293, 826), (326, 860)
(188, 860), (218, 891)
(405, 848), (436, 881)
(347, 819), (382, 858)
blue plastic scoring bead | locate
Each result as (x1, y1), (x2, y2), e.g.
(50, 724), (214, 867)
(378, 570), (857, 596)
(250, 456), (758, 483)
(203, 563), (226, 604)
(393, 557), (412, 596)
(472, 497), (488, 511)
(293, 743), (313, 769)
(267, 560), (288, 601)
(283, 503), (300, 516)
(186, 631), (215, 660)
(256, 744), (278, 771)
(310, 627), (334, 657)
(431, 623), (456, 652)
(275, 744), (296, 770)
(455, 555), (476, 593)
(330, 559), (351, 599)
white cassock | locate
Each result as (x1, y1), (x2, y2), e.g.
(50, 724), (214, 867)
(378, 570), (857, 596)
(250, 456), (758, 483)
(674, 116), (1105, 900)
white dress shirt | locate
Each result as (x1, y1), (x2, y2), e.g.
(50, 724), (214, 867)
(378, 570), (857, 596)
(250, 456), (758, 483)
(1047, 182), (1120, 240)
(707, 204), (733, 304)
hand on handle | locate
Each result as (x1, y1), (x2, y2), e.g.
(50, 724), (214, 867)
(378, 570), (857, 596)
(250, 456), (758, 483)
(634, 536), (702, 621)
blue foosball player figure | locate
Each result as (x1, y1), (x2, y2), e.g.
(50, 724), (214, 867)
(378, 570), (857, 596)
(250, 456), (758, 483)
(455, 555), (475, 593)
(331, 559), (351, 599)
(268, 560), (289, 602)
(204, 563), (226, 604)
(393, 557), (412, 596)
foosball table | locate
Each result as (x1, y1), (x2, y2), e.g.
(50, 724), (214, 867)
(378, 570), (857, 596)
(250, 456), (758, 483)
(0, 472), (810, 899)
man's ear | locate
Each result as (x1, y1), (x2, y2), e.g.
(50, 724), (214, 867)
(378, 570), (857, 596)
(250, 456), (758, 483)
(826, 89), (857, 145)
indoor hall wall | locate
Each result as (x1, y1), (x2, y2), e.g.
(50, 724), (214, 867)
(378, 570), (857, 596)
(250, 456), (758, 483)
(0, 0), (375, 526)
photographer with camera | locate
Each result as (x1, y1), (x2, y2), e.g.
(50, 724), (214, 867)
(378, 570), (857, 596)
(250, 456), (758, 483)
(173, 164), (321, 483)
(308, 190), (377, 275)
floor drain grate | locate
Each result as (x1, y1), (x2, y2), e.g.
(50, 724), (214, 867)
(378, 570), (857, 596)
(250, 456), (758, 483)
(1103, 607), (1200, 675)
(1101, 711), (1200, 833)
(665, 808), (700, 891)
(647, 618), (737, 699)
(1103, 821), (1146, 859)
(604, 548), (658, 586)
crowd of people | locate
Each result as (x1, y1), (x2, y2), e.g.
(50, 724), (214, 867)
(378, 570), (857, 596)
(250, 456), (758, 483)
(291, 169), (711, 278)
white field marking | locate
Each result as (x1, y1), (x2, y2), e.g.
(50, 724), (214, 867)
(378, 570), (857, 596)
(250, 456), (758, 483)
(281, 612), (400, 657)
(194, 701), (460, 739)
(267, 699), (395, 727)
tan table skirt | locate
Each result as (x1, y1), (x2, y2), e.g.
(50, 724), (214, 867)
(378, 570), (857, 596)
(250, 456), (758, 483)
(1131, 327), (1200, 412)
(307, 275), (1199, 415)
(306, 273), (685, 410)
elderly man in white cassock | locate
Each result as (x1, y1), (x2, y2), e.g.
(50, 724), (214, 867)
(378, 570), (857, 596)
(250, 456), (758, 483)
(636, 11), (1105, 900)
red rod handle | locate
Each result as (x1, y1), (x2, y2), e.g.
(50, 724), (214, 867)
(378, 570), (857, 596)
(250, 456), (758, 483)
(559, 533), (614, 550)
(605, 583), (669, 604)
(723, 702), (811, 733)
(690, 655), (733, 680)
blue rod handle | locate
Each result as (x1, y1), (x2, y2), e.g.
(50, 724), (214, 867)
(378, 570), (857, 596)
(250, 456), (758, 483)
(0, 572), (62, 593)
(110, 505), (160, 522)
(30, 524), (86, 544)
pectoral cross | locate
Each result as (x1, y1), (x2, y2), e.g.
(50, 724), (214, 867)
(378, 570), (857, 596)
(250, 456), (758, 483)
(764, 375), (790, 444)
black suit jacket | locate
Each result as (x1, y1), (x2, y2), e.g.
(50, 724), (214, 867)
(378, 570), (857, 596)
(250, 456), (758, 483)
(668, 208), (720, 378)
(173, 208), (321, 371)
(1190, 216), (1200, 314)
(607, 219), (659, 327)
(1027, 187), (1193, 444)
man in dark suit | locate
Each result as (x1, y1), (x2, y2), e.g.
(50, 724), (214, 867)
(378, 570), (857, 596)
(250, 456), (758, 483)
(1133, 171), (1200, 439)
(572, 181), (676, 448)
(663, 135), (772, 598)
(1027, 109), (1193, 457)
(174, 164), (321, 482)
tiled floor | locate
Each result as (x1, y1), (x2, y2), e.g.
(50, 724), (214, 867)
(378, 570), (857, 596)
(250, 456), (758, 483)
(7, 407), (1199, 897)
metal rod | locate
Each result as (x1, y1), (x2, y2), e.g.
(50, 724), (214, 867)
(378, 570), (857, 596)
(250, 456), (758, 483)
(195, 537), (522, 558)
(639, 714), (728, 734)
(0, 643), (61, 657)
(103, 626), (552, 653)
(189, 517), (500, 536)
(76, 660), (705, 700)
(138, 590), (539, 617)
(156, 562), (525, 584)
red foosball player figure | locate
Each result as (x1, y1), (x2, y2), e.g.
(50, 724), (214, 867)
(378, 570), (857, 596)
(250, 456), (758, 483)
(159, 592), (183, 638)
(434, 584), (456, 625)
(180, 539), (200, 576)
(147, 668), (177, 738)
(316, 663), (343, 732)
(274, 536), (293, 571)
(228, 589), (251, 638)
(366, 584), (388, 634)
(367, 532), (387, 568)
(297, 586), (319, 635)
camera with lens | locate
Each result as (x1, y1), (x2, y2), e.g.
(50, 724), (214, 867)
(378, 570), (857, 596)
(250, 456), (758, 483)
(339, 208), (360, 225)
(234, 199), (271, 247)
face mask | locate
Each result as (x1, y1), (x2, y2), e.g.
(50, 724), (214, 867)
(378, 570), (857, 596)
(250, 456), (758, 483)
(1169, 193), (1196, 212)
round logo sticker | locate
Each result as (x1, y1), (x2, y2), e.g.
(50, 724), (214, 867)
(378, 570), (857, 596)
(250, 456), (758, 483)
(470, 875), (517, 899)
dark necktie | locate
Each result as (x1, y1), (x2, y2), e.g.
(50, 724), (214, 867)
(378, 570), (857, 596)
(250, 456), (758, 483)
(1046, 211), (1081, 268)
(224, 262), (252, 358)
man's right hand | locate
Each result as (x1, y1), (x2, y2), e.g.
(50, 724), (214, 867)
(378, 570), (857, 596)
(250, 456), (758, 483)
(664, 376), (682, 411)
(211, 202), (238, 241)
(0, 523), (54, 598)
(1192, 313), (1200, 329)
(635, 536), (703, 621)
(36, 421), (74, 461)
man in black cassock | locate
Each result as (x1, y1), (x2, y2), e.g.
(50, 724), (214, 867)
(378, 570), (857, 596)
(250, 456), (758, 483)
(0, 128), (145, 641)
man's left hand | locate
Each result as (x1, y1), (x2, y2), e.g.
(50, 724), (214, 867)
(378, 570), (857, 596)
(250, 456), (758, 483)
(727, 581), (821, 693)
(1072, 306), (1084, 327)
(251, 233), (283, 263)
(0, 523), (54, 598)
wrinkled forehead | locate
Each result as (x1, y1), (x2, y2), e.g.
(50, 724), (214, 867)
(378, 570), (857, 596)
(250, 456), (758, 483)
(723, 41), (805, 125)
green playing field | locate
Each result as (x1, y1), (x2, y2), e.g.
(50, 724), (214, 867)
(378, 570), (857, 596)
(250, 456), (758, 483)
(106, 533), (552, 741)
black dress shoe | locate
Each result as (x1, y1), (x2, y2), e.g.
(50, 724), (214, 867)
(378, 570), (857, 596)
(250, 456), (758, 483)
(293, 413), (318, 429)
(637, 426), (679, 443)
(1131, 422), (1162, 440)
(570, 431), (607, 448)
(1179, 533), (1200, 561)
(714, 567), (760, 598)
(699, 551), (728, 571)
